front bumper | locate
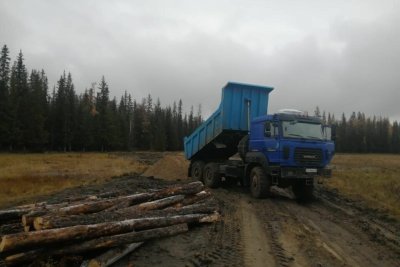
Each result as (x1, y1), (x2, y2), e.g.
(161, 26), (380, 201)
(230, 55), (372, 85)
(279, 166), (332, 179)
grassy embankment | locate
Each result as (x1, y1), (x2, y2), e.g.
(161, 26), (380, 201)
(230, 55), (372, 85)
(327, 154), (400, 218)
(0, 153), (147, 207)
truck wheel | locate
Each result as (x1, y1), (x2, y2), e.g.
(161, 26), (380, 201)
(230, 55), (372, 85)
(292, 181), (314, 202)
(203, 163), (221, 188)
(250, 166), (271, 198)
(191, 161), (205, 181)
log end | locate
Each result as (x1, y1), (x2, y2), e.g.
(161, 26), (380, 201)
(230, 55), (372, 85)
(88, 260), (101, 267)
(33, 217), (44, 231)
(199, 213), (222, 223)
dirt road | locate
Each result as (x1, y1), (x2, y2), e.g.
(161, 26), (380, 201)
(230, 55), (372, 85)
(128, 183), (400, 267)
(3, 152), (398, 267)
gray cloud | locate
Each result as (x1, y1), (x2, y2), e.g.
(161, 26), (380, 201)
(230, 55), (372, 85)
(0, 0), (399, 120)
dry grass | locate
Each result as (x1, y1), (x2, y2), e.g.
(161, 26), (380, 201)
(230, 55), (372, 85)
(327, 153), (400, 218)
(0, 153), (148, 207)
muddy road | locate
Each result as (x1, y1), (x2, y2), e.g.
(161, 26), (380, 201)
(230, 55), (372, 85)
(127, 183), (400, 267)
(3, 152), (398, 267)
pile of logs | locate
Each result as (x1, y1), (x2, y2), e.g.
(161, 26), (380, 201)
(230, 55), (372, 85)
(0, 181), (220, 266)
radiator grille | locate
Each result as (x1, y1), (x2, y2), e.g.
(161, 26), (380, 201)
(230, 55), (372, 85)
(294, 148), (323, 165)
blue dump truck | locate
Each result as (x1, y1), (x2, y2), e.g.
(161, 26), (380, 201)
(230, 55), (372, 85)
(184, 82), (335, 200)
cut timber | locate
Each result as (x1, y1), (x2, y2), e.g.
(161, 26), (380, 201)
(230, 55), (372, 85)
(117, 194), (185, 213)
(0, 223), (23, 235)
(30, 181), (204, 229)
(0, 208), (32, 223)
(0, 214), (207, 253)
(20, 195), (117, 227)
(170, 191), (211, 208)
(22, 210), (48, 227)
(87, 242), (143, 267)
(34, 199), (216, 231)
(4, 224), (188, 266)
(34, 194), (187, 230)
(54, 193), (151, 216)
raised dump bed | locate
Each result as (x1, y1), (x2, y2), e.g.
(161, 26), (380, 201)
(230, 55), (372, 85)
(184, 82), (273, 160)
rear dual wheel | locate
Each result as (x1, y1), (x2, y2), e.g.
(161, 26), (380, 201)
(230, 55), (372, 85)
(190, 161), (205, 181)
(203, 163), (221, 188)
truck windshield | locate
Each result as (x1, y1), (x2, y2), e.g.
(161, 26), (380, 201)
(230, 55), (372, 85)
(282, 121), (324, 140)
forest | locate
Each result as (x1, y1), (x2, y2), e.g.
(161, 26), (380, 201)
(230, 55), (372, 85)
(0, 44), (399, 153)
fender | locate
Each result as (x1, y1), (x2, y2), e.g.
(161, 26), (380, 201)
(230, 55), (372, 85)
(245, 151), (269, 169)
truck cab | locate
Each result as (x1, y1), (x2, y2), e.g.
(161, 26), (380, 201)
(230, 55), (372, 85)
(244, 110), (334, 199)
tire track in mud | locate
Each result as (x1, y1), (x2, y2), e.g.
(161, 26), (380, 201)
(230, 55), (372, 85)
(223, 187), (400, 267)
(315, 187), (400, 256)
(239, 199), (276, 267)
(188, 191), (244, 267)
(278, 195), (400, 267)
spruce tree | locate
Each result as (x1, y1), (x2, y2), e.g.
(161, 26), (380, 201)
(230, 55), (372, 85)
(27, 69), (49, 150)
(96, 76), (112, 151)
(0, 45), (11, 150)
(9, 50), (29, 150)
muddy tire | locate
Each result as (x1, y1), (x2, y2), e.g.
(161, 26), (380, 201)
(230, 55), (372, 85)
(292, 181), (314, 202)
(203, 163), (221, 188)
(250, 166), (271, 198)
(190, 161), (205, 181)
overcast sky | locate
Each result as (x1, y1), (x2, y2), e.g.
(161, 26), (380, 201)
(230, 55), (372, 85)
(1, 0), (399, 120)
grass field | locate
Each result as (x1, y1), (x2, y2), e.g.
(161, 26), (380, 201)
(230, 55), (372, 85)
(327, 153), (400, 218)
(0, 153), (148, 207)
(0, 152), (399, 219)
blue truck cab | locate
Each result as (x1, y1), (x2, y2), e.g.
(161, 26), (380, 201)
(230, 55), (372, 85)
(184, 82), (335, 200)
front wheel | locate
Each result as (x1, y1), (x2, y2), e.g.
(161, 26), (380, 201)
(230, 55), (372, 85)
(203, 163), (221, 188)
(250, 166), (271, 198)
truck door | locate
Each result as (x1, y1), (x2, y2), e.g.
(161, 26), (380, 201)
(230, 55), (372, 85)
(264, 121), (280, 163)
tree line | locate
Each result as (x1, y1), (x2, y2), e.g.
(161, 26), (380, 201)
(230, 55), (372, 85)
(315, 107), (400, 153)
(1, 44), (399, 153)
(0, 45), (202, 152)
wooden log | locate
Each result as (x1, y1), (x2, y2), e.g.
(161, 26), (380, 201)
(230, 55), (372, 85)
(0, 223), (23, 235)
(117, 194), (185, 213)
(34, 199), (216, 231)
(53, 193), (151, 216)
(87, 242), (143, 267)
(34, 194), (186, 230)
(29, 181), (204, 229)
(22, 210), (49, 227)
(21, 193), (130, 227)
(0, 213), (207, 253)
(4, 224), (188, 266)
(0, 208), (32, 223)
(170, 190), (211, 208)
(21, 196), (111, 227)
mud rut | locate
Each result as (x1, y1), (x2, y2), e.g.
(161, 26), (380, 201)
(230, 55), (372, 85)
(127, 184), (400, 267)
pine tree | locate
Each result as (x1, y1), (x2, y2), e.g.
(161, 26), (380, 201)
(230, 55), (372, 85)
(0, 45), (11, 150)
(9, 50), (29, 150)
(392, 121), (400, 153)
(96, 76), (112, 151)
(27, 69), (49, 150)
(52, 72), (76, 151)
(152, 98), (166, 150)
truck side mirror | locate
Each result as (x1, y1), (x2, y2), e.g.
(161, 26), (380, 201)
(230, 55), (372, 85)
(323, 126), (332, 141)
